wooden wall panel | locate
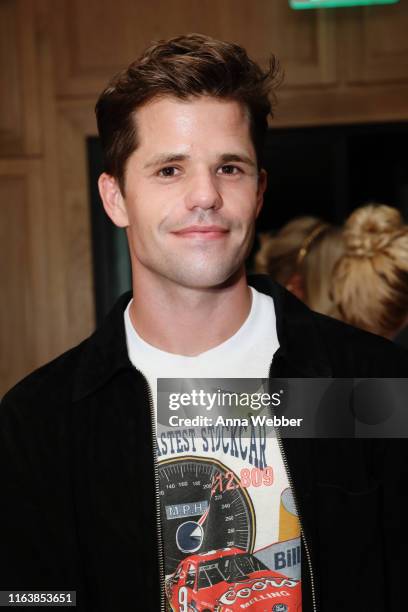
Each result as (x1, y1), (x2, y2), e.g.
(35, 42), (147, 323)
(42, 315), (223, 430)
(274, 82), (408, 127)
(0, 175), (32, 392)
(233, 3), (337, 87)
(52, 0), (337, 98)
(35, 0), (72, 357)
(0, 0), (41, 157)
(345, 2), (408, 84)
(0, 161), (48, 396)
(18, 0), (42, 154)
(0, 0), (24, 155)
(57, 101), (96, 345)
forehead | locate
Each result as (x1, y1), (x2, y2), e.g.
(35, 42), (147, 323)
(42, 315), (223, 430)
(132, 95), (253, 153)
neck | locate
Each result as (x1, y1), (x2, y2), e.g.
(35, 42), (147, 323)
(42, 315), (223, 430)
(129, 267), (252, 356)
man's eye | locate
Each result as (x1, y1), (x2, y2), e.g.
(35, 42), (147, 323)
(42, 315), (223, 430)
(158, 167), (179, 177)
(219, 165), (241, 175)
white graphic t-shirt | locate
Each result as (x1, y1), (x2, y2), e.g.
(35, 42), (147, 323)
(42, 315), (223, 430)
(125, 287), (302, 611)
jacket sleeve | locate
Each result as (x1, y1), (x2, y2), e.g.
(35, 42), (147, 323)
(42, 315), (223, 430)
(0, 389), (87, 608)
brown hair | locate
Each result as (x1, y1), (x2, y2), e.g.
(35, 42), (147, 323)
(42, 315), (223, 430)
(95, 33), (281, 194)
(332, 204), (408, 338)
(255, 217), (344, 317)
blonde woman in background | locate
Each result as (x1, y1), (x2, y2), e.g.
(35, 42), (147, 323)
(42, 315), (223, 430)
(332, 204), (408, 340)
(255, 216), (344, 317)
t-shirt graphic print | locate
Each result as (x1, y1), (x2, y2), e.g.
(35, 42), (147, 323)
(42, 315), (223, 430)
(158, 425), (302, 612)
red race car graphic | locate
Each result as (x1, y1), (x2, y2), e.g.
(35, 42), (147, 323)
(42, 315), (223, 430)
(165, 547), (301, 612)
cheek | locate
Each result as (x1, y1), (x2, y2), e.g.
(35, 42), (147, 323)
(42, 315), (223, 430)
(221, 181), (259, 211)
(231, 199), (260, 226)
(125, 189), (156, 228)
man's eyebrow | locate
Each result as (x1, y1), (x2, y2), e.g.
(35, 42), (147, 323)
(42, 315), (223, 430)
(219, 153), (256, 168)
(143, 152), (257, 170)
(143, 153), (189, 169)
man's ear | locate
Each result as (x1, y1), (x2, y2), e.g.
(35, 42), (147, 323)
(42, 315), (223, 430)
(98, 173), (129, 228)
(255, 168), (267, 218)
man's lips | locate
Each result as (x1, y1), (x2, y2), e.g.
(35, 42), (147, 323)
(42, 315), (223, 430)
(172, 225), (229, 238)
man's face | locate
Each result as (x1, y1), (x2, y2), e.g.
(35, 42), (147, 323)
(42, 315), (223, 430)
(101, 95), (266, 289)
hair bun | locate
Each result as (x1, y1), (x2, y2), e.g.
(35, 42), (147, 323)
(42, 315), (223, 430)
(344, 204), (403, 257)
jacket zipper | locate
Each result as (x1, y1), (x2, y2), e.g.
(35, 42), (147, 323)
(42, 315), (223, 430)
(268, 366), (317, 612)
(144, 378), (166, 612)
(275, 430), (317, 612)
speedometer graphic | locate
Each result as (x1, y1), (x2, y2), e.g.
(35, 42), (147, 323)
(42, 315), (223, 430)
(158, 456), (256, 575)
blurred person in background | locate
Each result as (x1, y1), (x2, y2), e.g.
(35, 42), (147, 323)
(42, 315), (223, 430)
(332, 204), (408, 344)
(255, 216), (344, 318)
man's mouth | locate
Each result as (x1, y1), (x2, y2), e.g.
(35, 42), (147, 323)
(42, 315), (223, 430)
(172, 225), (229, 239)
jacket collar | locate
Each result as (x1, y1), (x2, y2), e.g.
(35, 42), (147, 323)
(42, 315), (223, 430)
(73, 274), (332, 401)
(252, 274), (332, 378)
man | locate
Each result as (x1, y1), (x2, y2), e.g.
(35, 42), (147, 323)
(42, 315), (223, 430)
(1, 34), (407, 612)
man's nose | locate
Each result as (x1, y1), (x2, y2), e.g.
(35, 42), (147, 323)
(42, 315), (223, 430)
(185, 170), (222, 211)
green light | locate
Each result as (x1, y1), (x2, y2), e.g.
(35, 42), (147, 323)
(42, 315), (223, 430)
(290, 0), (399, 8)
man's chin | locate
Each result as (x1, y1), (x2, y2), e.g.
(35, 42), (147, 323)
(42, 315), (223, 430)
(166, 265), (245, 291)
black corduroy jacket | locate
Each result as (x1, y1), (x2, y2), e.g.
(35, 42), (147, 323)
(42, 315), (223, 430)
(1, 275), (407, 611)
